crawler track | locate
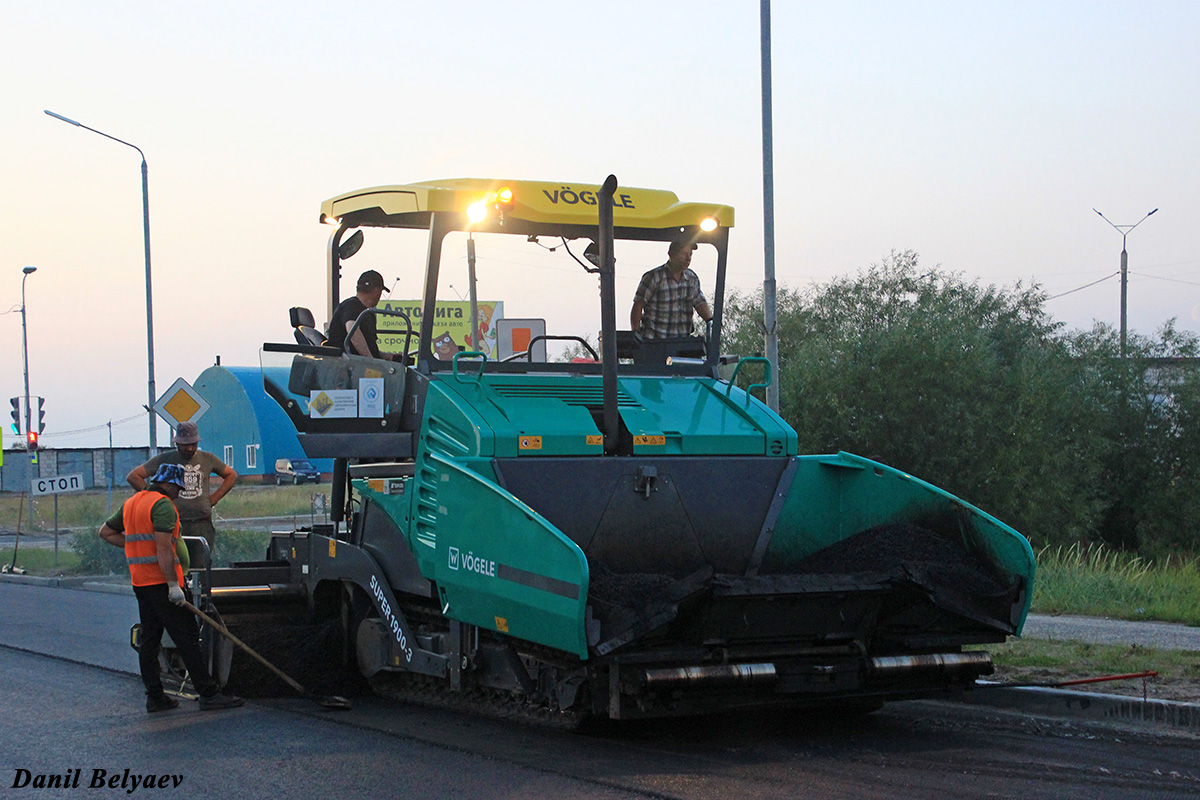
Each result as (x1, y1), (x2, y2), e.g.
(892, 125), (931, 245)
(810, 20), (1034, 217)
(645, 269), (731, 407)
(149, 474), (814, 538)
(369, 671), (588, 731)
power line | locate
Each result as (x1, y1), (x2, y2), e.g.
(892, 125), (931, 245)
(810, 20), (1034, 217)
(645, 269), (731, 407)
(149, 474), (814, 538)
(1129, 271), (1200, 288)
(39, 410), (147, 441)
(1046, 271), (1119, 301)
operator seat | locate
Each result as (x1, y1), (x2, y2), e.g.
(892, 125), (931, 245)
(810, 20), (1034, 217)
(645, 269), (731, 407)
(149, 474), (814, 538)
(289, 306), (326, 347)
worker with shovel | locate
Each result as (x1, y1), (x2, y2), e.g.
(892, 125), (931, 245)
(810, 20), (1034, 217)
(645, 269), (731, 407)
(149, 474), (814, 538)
(98, 464), (244, 713)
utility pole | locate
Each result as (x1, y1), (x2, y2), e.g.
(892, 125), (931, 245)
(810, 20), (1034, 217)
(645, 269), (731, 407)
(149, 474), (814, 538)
(107, 420), (114, 514)
(1094, 208), (1158, 357)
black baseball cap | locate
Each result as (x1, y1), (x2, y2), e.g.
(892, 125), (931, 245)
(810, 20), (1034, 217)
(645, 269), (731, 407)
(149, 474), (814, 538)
(357, 270), (389, 293)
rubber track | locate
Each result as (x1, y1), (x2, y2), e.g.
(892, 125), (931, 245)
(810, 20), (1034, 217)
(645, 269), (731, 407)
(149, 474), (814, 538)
(369, 671), (587, 731)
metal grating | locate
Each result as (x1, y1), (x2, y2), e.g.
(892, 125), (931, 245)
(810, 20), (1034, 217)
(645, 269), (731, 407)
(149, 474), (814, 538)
(487, 382), (639, 408)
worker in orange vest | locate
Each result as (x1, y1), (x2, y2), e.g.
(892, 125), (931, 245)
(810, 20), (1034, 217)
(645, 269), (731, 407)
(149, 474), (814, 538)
(98, 463), (244, 713)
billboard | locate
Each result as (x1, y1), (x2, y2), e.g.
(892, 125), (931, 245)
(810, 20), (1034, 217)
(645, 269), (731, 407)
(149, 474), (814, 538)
(377, 300), (504, 359)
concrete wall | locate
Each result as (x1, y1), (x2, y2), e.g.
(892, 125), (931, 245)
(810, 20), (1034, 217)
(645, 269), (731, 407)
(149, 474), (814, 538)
(1, 447), (148, 493)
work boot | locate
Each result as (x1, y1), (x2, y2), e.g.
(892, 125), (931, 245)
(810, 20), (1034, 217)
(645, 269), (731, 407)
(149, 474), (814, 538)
(146, 694), (179, 713)
(198, 691), (245, 711)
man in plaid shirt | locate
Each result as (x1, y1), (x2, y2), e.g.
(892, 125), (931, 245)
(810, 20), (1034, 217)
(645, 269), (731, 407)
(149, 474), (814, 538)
(630, 233), (713, 339)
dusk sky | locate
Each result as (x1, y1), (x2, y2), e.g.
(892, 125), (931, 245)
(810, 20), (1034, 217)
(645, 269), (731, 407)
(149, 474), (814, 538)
(3, 1), (1197, 449)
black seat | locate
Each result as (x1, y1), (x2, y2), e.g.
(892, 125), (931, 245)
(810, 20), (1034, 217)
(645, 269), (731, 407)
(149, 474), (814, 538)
(615, 331), (706, 365)
(289, 307), (326, 347)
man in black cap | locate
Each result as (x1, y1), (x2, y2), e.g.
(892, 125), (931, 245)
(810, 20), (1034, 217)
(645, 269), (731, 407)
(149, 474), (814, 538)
(326, 269), (396, 359)
(630, 232), (713, 340)
(128, 421), (237, 566)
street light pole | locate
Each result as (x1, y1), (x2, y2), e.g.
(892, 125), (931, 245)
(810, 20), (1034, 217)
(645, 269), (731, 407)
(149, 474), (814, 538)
(20, 266), (37, 524)
(760, 0), (780, 412)
(1094, 207), (1158, 358)
(44, 110), (157, 456)
(20, 267), (36, 446)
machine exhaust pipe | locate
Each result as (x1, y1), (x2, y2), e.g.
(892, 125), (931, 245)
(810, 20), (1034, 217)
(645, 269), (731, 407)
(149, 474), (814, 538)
(640, 663), (777, 690)
(597, 174), (619, 454)
(869, 651), (993, 679)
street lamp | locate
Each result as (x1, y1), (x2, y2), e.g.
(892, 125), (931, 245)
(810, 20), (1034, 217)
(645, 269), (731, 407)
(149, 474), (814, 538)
(1094, 207), (1158, 358)
(44, 109), (157, 456)
(20, 266), (36, 451)
(760, 0), (780, 412)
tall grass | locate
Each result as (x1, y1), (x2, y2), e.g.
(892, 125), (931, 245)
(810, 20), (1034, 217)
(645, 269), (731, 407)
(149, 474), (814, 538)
(0, 546), (81, 574)
(1033, 543), (1200, 625)
(215, 485), (326, 519)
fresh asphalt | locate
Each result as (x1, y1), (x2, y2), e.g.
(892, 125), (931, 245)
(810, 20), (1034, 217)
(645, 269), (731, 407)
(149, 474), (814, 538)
(1, 573), (1197, 734)
(3, 578), (1199, 800)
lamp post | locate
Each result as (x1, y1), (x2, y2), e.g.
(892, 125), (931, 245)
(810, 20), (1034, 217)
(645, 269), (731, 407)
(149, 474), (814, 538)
(20, 266), (36, 448)
(1094, 207), (1158, 358)
(20, 266), (36, 523)
(45, 110), (157, 456)
(760, 0), (780, 412)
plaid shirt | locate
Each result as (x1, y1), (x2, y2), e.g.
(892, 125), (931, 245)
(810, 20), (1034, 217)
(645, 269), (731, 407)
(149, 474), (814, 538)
(633, 265), (708, 339)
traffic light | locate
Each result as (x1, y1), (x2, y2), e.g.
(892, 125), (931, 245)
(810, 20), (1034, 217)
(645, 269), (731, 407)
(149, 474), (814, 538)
(26, 430), (37, 451)
(9, 397), (19, 436)
(36, 397), (45, 434)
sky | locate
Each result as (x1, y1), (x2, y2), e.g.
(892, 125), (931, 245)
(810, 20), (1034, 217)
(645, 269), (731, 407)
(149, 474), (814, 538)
(2, 1), (1198, 450)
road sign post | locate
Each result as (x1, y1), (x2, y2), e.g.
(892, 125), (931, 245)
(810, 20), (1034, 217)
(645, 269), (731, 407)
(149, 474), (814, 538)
(152, 378), (210, 449)
(32, 473), (85, 565)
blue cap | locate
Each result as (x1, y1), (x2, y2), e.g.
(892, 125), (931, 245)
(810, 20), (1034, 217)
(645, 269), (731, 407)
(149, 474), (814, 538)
(150, 464), (187, 490)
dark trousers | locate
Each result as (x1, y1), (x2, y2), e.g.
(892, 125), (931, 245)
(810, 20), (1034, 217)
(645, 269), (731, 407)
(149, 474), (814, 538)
(132, 583), (218, 698)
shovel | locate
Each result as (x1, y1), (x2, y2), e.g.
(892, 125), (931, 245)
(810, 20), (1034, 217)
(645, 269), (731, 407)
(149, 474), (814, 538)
(182, 600), (352, 711)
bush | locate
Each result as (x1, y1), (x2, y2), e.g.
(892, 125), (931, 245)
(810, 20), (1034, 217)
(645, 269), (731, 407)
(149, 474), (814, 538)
(69, 527), (272, 574)
(1066, 322), (1200, 555)
(724, 252), (1200, 558)
(69, 529), (127, 576)
(212, 528), (272, 566)
(725, 252), (1106, 550)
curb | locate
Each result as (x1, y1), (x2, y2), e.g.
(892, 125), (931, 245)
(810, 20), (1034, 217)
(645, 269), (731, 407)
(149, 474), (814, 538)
(953, 683), (1200, 734)
(0, 572), (131, 594)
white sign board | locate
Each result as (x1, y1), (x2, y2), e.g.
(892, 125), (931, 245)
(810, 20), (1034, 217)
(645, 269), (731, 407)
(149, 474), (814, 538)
(496, 318), (547, 362)
(358, 378), (384, 418)
(32, 473), (85, 496)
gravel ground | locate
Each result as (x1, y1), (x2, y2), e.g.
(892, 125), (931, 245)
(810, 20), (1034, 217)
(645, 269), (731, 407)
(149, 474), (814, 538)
(1009, 613), (1200, 703)
(1023, 613), (1200, 652)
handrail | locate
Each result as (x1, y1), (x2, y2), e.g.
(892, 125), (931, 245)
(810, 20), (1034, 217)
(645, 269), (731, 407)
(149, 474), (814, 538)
(452, 351), (487, 385)
(725, 357), (772, 405)
(344, 307), (414, 360)
(531, 334), (598, 361)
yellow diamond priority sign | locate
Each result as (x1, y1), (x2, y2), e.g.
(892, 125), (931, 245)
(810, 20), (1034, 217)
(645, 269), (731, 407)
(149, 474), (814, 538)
(153, 377), (210, 428)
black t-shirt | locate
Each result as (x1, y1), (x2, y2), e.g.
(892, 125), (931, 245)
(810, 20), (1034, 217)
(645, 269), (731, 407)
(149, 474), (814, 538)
(326, 296), (380, 357)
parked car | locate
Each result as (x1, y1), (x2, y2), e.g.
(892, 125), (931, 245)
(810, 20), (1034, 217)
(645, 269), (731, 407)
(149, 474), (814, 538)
(274, 458), (321, 485)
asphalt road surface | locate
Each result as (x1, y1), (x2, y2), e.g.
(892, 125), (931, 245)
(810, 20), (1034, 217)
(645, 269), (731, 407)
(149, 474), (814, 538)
(2, 582), (1198, 800)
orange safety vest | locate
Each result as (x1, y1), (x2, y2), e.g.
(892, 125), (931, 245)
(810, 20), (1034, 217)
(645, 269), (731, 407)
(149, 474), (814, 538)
(123, 490), (184, 588)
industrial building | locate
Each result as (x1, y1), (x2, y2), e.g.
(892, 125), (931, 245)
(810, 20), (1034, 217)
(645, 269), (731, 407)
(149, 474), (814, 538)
(1, 364), (329, 491)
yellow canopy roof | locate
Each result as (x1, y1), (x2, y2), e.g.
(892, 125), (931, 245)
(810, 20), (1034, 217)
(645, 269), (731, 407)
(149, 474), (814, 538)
(320, 178), (735, 231)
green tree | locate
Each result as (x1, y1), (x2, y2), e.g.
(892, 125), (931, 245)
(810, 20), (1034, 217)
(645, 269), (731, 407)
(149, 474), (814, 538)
(725, 251), (1108, 549)
(1067, 321), (1200, 557)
